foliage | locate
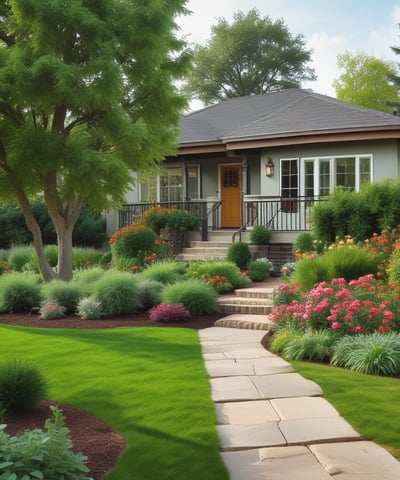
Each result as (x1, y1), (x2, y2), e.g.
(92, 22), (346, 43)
(280, 261), (297, 278)
(283, 330), (337, 362)
(187, 260), (248, 289)
(269, 328), (302, 355)
(293, 239), (379, 290)
(149, 303), (191, 323)
(293, 232), (323, 254)
(41, 280), (82, 314)
(312, 180), (400, 243)
(72, 247), (105, 269)
(273, 275), (399, 335)
(248, 259), (274, 281)
(162, 279), (219, 315)
(249, 225), (271, 244)
(0, 406), (90, 479)
(0, 359), (48, 413)
(76, 297), (102, 320)
(331, 332), (400, 376)
(333, 51), (399, 113)
(39, 301), (66, 320)
(226, 241), (252, 270)
(185, 8), (315, 104)
(92, 272), (139, 317)
(0, 273), (42, 313)
(0, 1), (190, 281)
(73, 267), (108, 293)
(110, 224), (158, 265)
(7, 245), (35, 272)
(272, 282), (304, 308)
(141, 205), (200, 232)
(136, 278), (165, 310)
(141, 261), (186, 285)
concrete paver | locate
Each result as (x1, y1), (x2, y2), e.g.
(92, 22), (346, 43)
(216, 400), (280, 424)
(217, 423), (285, 451)
(271, 396), (339, 419)
(210, 376), (262, 402)
(221, 446), (333, 480)
(251, 372), (323, 399)
(310, 441), (400, 479)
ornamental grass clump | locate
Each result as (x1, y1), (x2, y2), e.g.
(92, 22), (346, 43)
(149, 302), (191, 323)
(136, 278), (164, 310)
(187, 260), (247, 289)
(248, 258), (274, 281)
(162, 279), (219, 315)
(331, 332), (400, 376)
(92, 271), (139, 316)
(141, 261), (186, 284)
(0, 359), (48, 413)
(283, 329), (338, 362)
(0, 273), (42, 313)
(42, 279), (82, 314)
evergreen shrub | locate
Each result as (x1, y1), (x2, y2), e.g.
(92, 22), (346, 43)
(162, 279), (218, 315)
(0, 273), (42, 313)
(226, 242), (252, 270)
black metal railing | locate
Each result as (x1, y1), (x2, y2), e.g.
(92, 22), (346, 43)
(242, 195), (325, 232)
(118, 200), (222, 240)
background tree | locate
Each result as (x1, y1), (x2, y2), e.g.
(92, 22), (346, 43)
(387, 41), (400, 113)
(333, 51), (399, 112)
(185, 8), (316, 105)
(0, 0), (190, 281)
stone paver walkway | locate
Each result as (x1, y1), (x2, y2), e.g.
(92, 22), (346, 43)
(199, 325), (400, 479)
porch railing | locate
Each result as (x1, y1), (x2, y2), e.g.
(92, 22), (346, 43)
(243, 195), (325, 232)
(118, 196), (324, 240)
(118, 200), (222, 240)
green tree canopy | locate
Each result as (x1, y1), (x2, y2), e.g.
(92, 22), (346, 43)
(185, 8), (316, 106)
(0, 0), (190, 281)
(333, 51), (399, 113)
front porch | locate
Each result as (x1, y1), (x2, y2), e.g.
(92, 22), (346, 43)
(117, 195), (323, 242)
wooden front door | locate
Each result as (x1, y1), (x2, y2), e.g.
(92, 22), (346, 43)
(221, 164), (242, 228)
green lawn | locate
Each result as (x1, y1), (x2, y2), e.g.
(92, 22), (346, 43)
(293, 360), (400, 460)
(0, 325), (229, 480)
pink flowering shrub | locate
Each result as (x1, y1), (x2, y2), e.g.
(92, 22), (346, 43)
(273, 274), (400, 335)
(149, 302), (191, 323)
(39, 301), (66, 320)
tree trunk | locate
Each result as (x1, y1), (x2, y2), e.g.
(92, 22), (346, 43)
(55, 221), (75, 281)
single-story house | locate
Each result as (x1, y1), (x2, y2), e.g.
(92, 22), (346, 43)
(109, 88), (400, 244)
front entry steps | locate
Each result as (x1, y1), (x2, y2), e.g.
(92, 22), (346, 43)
(217, 285), (275, 317)
(215, 314), (273, 330)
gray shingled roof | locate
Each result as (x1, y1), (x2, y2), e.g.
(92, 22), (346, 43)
(180, 89), (400, 145)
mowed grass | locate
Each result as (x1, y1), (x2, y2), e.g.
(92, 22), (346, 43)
(0, 325), (229, 480)
(293, 360), (400, 460)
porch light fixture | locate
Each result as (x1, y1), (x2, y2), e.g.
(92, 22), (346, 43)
(265, 157), (274, 177)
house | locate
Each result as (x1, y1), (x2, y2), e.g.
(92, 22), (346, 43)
(110, 88), (400, 249)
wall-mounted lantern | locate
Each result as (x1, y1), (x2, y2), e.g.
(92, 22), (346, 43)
(265, 157), (275, 177)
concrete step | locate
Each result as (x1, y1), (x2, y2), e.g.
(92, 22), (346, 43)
(181, 247), (229, 255)
(218, 303), (273, 315)
(235, 287), (275, 299)
(175, 252), (227, 261)
(189, 241), (232, 248)
(214, 314), (274, 330)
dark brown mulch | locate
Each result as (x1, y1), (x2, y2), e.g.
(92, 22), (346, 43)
(0, 311), (227, 479)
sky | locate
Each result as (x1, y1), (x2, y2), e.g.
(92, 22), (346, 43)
(177, 0), (400, 109)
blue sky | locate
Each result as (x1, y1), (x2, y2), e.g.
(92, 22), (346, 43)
(177, 0), (400, 104)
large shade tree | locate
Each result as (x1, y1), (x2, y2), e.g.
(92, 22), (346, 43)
(333, 51), (399, 113)
(185, 8), (316, 105)
(0, 0), (190, 281)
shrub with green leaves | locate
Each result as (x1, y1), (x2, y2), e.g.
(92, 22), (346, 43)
(77, 296), (102, 320)
(331, 332), (400, 376)
(292, 255), (328, 291)
(39, 301), (66, 320)
(0, 359), (48, 413)
(42, 279), (82, 314)
(323, 245), (379, 282)
(269, 328), (302, 355)
(0, 273), (42, 313)
(73, 247), (104, 269)
(248, 259), (274, 281)
(293, 232), (315, 254)
(249, 225), (271, 245)
(73, 266), (108, 295)
(141, 261), (186, 285)
(187, 260), (247, 289)
(7, 245), (35, 272)
(136, 278), (164, 310)
(283, 329), (337, 362)
(226, 241), (252, 270)
(388, 249), (400, 285)
(0, 406), (91, 479)
(162, 279), (219, 315)
(92, 271), (139, 316)
(110, 224), (157, 264)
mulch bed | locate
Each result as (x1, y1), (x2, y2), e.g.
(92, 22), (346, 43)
(0, 311), (229, 479)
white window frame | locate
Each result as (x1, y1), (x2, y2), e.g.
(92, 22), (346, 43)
(300, 154), (373, 196)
